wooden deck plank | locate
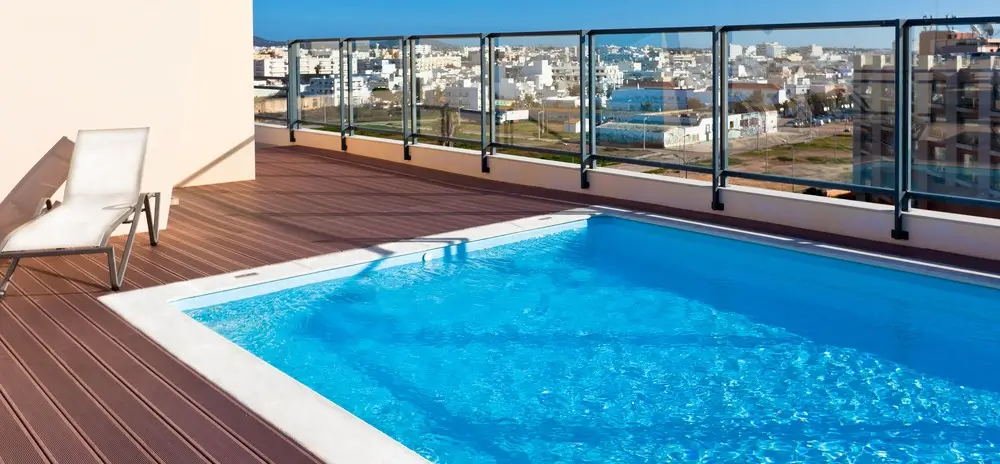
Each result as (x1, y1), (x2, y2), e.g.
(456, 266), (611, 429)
(0, 383), (50, 464)
(0, 298), (155, 464)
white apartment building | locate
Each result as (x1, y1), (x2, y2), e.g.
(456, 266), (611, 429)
(440, 79), (483, 110)
(763, 42), (786, 59)
(413, 43), (432, 56)
(728, 44), (744, 58)
(254, 58), (288, 77)
(784, 76), (812, 97)
(671, 55), (697, 68)
(415, 55), (463, 72)
(303, 75), (371, 103)
(523, 60), (555, 87)
(808, 45), (824, 57)
(551, 63), (581, 87)
(300, 55), (340, 75)
(596, 64), (625, 89)
(494, 77), (533, 101)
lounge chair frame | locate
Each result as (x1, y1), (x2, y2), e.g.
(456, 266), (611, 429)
(0, 192), (160, 297)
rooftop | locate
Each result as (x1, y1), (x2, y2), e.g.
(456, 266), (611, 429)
(7, 128), (1000, 461)
(7, 8), (1000, 462)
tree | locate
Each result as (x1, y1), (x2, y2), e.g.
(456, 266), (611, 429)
(686, 98), (707, 111)
(833, 91), (846, 109)
(807, 91), (826, 116)
(568, 84), (582, 96)
(439, 104), (459, 147)
(747, 90), (767, 109)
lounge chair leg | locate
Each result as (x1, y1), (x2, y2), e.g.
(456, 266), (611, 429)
(0, 257), (20, 297)
(107, 200), (145, 292)
(143, 193), (160, 247)
(107, 250), (121, 291)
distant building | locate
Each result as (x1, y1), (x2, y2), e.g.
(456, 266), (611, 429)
(441, 79), (483, 111)
(728, 82), (788, 105)
(415, 55), (462, 72)
(784, 76), (812, 97)
(254, 58), (287, 77)
(808, 44), (824, 57)
(595, 64), (625, 90)
(303, 75), (371, 103)
(728, 44), (744, 58)
(919, 30), (1000, 55)
(763, 42), (786, 59)
(595, 110), (778, 148)
(605, 81), (786, 112)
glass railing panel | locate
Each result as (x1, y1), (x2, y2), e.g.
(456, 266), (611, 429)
(296, 40), (343, 132)
(590, 29), (714, 180)
(411, 35), (484, 149)
(724, 25), (896, 201)
(490, 32), (584, 163)
(348, 38), (406, 140)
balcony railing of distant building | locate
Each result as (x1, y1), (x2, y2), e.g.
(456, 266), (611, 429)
(958, 162), (978, 184)
(272, 15), (1000, 241)
(958, 94), (979, 110)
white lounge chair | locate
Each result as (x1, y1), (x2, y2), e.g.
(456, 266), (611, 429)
(0, 128), (160, 297)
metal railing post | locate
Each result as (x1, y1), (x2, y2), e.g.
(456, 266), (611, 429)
(480, 34), (490, 172)
(587, 31), (597, 178)
(287, 41), (302, 142)
(401, 38), (411, 160)
(892, 19), (912, 240)
(346, 40), (355, 142)
(488, 38), (497, 158)
(409, 39), (418, 148)
(711, 28), (727, 210)
(579, 32), (589, 188)
(338, 40), (347, 151)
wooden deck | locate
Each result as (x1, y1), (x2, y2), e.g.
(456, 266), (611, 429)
(0, 145), (566, 463)
(2, 143), (998, 464)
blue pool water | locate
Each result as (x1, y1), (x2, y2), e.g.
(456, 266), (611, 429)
(188, 217), (1000, 463)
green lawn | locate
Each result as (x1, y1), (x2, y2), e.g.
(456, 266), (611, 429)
(738, 134), (855, 158)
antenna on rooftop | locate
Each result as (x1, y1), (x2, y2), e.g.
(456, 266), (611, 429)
(984, 23), (996, 38)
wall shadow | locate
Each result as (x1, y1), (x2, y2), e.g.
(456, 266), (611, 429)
(0, 137), (74, 240)
(175, 135), (255, 187)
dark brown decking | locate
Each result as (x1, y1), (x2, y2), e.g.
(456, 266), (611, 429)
(0, 146), (567, 464)
(1, 143), (998, 463)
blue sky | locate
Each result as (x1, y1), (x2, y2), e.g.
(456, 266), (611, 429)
(254, 0), (997, 47)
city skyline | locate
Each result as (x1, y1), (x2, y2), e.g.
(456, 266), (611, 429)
(253, 0), (997, 47)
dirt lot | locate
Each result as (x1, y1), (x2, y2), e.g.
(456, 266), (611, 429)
(296, 106), (863, 191)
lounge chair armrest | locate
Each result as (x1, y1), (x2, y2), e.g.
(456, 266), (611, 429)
(34, 198), (56, 217)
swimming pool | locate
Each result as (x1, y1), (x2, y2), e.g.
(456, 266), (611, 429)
(183, 214), (1000, 463)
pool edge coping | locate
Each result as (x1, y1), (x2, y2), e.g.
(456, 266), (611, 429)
(98, 209), (598, 464)
(99, 205), (1000, 464)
